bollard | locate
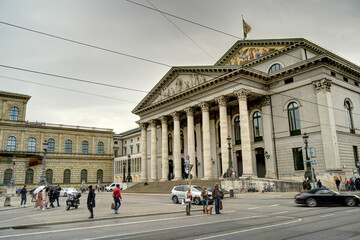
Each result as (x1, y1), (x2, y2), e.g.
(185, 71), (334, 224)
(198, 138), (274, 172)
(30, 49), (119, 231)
(230, 189), (234, 197)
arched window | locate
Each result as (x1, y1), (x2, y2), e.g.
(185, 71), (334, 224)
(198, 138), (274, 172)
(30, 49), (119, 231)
(180, 131), (184, 154)
(47, 138), (55, 153)
(82, 141), (89, 154)
(97, 169), (103, 183)
(28, 137), (36, 152)
(46, 169), (53, 184)
(10, 107), (19, 121)
(168, 133), (173, 155)
(25, 169), (34, 184)
(81, 169), (87, 183)
(218, 122), (221, 147)
(63, 169), (71, 183)
(65, 139), (72, 154)
(345, 100), (355, 134)
(288, 102), (301, 136)
(253, 112), (263, 142)
(97, 142), (104, 155)
(7, 136), (16, 152)
(268, 63), (283, 73)
(234, 117), (241, 145)
(4, 169), (12, 185)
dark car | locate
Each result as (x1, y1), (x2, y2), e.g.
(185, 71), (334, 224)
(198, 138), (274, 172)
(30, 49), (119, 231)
(295, 188), (360, 207)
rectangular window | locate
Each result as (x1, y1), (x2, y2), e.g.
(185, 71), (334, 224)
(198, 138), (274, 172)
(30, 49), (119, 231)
(355, 81), (359, 87)
(130, 146), (133, 154)
(123, 147), (127, 155)
(331, 71), (336, 77)
(137, 144), (140, 153)
(354, 146), (359, 166)
(284, 78), (294, 84)
(293, 148), (304, 170)
(343, 77), (348, 82)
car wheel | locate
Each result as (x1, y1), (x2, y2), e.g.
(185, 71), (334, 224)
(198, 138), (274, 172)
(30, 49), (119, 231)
(345, 197), (356, 207)
(194, 197), (201, 205)
(306, 198), (317, 207)
(64, 193), (67, 197)
(172, 196), (178, 204)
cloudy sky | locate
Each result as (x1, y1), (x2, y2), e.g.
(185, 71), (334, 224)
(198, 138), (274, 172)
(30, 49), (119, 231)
(1, 0), (359, 133)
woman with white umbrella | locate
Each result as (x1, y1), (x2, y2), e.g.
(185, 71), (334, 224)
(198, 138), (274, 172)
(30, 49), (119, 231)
(34, 186), (45, 210)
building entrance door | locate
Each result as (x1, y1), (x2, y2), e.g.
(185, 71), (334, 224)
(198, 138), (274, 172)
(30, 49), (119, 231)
(236, 151), (243, 176)
(256, 148), (266, 178)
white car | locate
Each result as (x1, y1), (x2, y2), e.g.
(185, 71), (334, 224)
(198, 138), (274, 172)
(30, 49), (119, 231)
(105, 183), (123, 192)
(60, 187), (78, 197)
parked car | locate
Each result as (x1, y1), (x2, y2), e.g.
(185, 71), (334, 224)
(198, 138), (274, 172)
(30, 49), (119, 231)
(295, 188), (360, 207)
(105, 183), (123, 192)
(60, 187), (78, 197)
(170, 185), (213, 205)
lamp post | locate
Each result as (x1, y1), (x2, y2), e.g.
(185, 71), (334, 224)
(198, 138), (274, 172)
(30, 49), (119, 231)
(8, 156), (16, 186)
(122, 161), (126, 183)
(223, 136), (235, 178)
(38, 140), (48, 185)
(127, 154), (132, 182)
(303, 133), (315, 188)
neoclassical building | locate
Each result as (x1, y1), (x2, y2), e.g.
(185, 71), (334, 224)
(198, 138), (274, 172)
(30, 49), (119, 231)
(132, 38), (360, 185)
(0, 91), (114, 188)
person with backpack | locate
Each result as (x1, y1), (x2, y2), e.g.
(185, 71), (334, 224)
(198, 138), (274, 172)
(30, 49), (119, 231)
(87, 185), (96, 219)
(113, 184), (122, 214)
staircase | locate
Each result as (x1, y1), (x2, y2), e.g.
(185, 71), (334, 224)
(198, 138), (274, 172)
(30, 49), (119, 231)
(123, 179), (220, 194)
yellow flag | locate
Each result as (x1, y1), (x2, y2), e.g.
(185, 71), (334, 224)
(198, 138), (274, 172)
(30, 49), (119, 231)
(243, 19), (251, 40)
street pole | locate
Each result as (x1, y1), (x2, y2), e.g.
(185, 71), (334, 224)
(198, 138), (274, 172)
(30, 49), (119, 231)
(122, 161), (126, 183)
(9, 156), (16, 186)
(38, 140), (48, 186)
(127, 154), (132, 182)
(303, 133), (315, 189)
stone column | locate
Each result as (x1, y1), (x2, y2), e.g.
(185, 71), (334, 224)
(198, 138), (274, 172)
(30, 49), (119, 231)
(185, 107), (196, 179)
(160, 116), (169, 181)
(216, 96), (229, 176)
(149, 120), (158, 181)
(140, 123), (148, 182)
(200, 102), (212, 179)
(313, 79), (341, 170)
(261, 96), (276, 178)
(139, 123), (148, 182)
(172, 112), (182, 180)
(235, 89), (254, 176)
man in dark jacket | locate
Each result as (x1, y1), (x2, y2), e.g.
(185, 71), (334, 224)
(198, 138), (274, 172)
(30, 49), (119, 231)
(20, 185), (27, 207)
(212, 183), (222, 214)
(54, 185), (61, 207)
(87, 185), (96, 219)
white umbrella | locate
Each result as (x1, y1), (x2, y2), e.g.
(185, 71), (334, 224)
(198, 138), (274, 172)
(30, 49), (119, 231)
(34, 186), (45, 194)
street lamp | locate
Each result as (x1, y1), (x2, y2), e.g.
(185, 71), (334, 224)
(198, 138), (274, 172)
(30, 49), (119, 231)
(303, 133), (315, 188)
(126, 154), (132, 182)
(223, 136), (235, 178)
(122, 161), (126, 183)
(38, 140), (48, 185)
(8, 156), (16, 186)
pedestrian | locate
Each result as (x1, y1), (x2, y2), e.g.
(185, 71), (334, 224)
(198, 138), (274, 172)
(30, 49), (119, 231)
(201, 186), (209, 214)
(350, 177), (355, 191)
(113, 184), (122, 214)
(55, 185), (61, 207)
(316, 179), (322, 189)
(44, 187), (50, 209)
(185, 187), (192, 216)
(302, 179), (307, 192)
(20, 185), (27, 207)
(35, 190), (45, 210)
(87, 185), (96, 219)
(335, 177), (341, 191)
(345, 178), (348, 191)
(306, 179), (311, 190)
(49, 189), (55, 208)
(212, 183), (222, 214)
(355, 178), (360, 191)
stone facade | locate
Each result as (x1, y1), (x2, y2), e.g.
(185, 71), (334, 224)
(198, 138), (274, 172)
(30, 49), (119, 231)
(0, 91), (114, 189)
(129, 38), (360, 185)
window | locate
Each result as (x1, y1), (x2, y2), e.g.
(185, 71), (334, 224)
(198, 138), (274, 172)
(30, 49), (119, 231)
(331, 71), (336, 77)
(234, 117), (241, 145)
(284, 78), (294, 84)
(97, 142), (104, 155)
(268, 63), (283, 73)
(65, 139), (72, 154)
(180, 131), (184, 154)
(253, 112), (263, 142)
(28, 137), (36, 152)
(48, 138), (55, 153)
(123, 147), (127, 155)
(168, 133), (173, 155)
(131, 139), (133, 143)
(97, 169), (103, 183)
(9, 107), (19, 121)
(7, 136), (16, 152)
(355, 81), (359, 87)
(293, 148), (304, 170)
(114, 141), (118, 144)
(63, 169), (71, 183)
(82, 141), (89, 154)
(345, 100), (355, 134)
(4, 169), (12, 185)
(130, 146), (133, 154)
(46, 169), (53, 184)
(81, 169), (87, 183)
(25, 169), (34, 184)
(354, 146), (359, 166)
(137, 137), (139, 141)
(114, 149), (118, 157)
(288, 102), (301, 136)
(343, 77), (348, 82)
(137, 144), (140, 153)
(124, 141), (127, 144)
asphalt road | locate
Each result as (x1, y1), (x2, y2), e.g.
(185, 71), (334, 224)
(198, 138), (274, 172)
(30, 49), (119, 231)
(0, 195), (359, 240)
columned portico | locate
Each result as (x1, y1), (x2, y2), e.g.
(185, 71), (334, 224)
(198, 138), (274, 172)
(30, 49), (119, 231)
(200, 102), (212, 179)
(216, 96), (229, 176)
(185, 107), (196, 179)
(172, 112), (182, 180)
(150, 120), (158, 181)
(235, 89), (254, 176)
(160, 116), (169, 181)
(140, 123), (148, 182)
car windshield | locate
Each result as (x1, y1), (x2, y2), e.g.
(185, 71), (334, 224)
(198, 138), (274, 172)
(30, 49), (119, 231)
(192, 186), (202, 191)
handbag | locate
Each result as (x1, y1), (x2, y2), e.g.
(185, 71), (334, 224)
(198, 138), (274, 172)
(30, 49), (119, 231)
(220, 200), (223, 210)
(184, 198), (191, 203)
(111, 202), (115, 209)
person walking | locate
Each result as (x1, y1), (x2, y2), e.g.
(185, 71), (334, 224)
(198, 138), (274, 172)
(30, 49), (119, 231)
(212, 183), (222, 214)
(302, 179), (307, 192)
(35, 190), (45, 210)
(54, 185), (61, 207)
(49, 189), (55, 208)
(316, 179), (322, 189)
(113, 184), (122, 214)
(87, 185), (96, 219)
(20, 185), (27, 207)
(185, 187), (192, 216)
(335, 178), (341, 191)
(201, 187), (209, 214)
(345, 178), (348, 191)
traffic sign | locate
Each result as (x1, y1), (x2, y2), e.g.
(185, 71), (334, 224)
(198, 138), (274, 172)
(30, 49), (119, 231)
(185, 155), (189, 160)
(185, 160), (189, 166)
(306, 159), (316, 163)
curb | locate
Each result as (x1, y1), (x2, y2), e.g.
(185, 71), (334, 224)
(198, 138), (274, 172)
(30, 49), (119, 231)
(0, 208), (203, 230)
